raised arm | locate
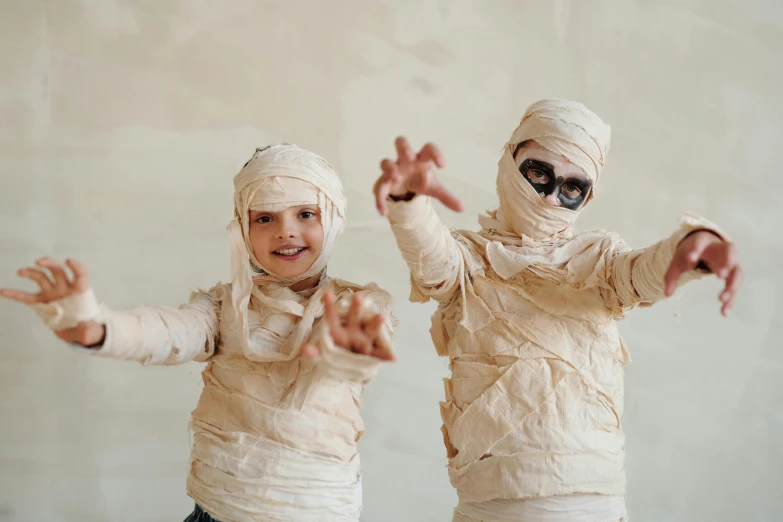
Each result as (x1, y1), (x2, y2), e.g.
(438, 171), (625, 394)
(374, 137), (468, 303)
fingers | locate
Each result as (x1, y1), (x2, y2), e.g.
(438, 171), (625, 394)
(17, 267), (54, 292)
(374, 179), (390, 216)
(347, 294), (363, 329)
(375, 159), (399, 216)
(665, 233), (712, 296)
(663, 261), (685, 298)
(364, 314), (395, 361)
(719, 266), (743, 317)
(362, 313), (384, 343)
(322, 292), (347, 347)
(426, 178), (464, 212)
(347, 312), (395, 360)
(408, 170), (463, 213)
(370, 342), (396, 361)
(344, 295), (372, 355)
(702, 241), (739, 317)
(702, 241), (737, 280)
(3, 257), (89, 305)
(380, 158), (400, 181)
(684, 232), (713, 268)
(36, 257), (70, 291)
(395, 136), (416, 163)
(66, 259), (90, 292)
(320, 293), (394, 360)
(378, 139), (449, 217)
(322, 292), (340, 330)
(0, 288), (42, 304)
(417, 142), (446, 168)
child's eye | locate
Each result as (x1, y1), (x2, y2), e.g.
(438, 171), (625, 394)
(527, 169), (549, 184)
(256, 216), (273, 223)
(300, 211), (315, 219)
(562, 183), (582, 198)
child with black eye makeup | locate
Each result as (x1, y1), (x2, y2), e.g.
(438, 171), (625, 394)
(371, 99), (742, 521)
(517, 144), (593, 211)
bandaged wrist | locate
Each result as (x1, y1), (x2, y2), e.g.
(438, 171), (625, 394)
(29, 288), (103, 330)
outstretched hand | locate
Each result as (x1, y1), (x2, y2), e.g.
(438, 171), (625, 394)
(373, 136), (464, 216)
(0, 257), (105, 346)
(302, 292), (395, 361)
(664, 231), (742, 316)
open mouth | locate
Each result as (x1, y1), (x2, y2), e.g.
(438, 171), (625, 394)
(272, 247), (308, 260)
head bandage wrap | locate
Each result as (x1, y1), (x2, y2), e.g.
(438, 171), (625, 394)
(226, 143), (347, 361)
(488, 99), (611, 240)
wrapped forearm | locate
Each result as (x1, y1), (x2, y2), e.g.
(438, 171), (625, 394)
(30, 288), (219, 365)
(606, 213), (729, 310)
(386, 196), (464, 302)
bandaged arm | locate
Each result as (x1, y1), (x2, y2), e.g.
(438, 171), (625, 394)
(29, 289), (219, 365)
(603, 213), (729, 311)
(386, 196), (465, 303)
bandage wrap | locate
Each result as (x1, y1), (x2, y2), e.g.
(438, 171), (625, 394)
(385, 99), (723, 520)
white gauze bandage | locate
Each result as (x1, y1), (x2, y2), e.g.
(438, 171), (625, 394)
(473, 99), (614, 281)
(29, 288), (103, 330)
(384, 98), (726, 520)
(225, 144), (347, 362)
(487, 98), (611, 240)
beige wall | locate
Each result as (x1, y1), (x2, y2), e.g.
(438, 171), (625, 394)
(1, 1), (780, 520)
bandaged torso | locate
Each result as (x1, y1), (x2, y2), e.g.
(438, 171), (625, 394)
(382, 100), (727, 521)
(387, 195), (720, 508)
(80, 277), (392, 522)
(28, 144), (393, 521)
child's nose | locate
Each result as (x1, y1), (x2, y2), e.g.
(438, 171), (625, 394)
(275, 218), (299, 238)
(542, 193), (560, 207)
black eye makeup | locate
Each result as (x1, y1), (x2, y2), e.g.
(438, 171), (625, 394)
(518, 159), (592, 210)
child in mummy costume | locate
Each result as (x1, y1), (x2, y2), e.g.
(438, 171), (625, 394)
(1, 144), (396, 522)
(374, 99), (742, 521)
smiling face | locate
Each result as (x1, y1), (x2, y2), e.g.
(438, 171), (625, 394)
(247, 205), (324, 280)
(514, 140), (593, 211)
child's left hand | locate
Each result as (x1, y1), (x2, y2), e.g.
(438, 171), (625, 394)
(302, 292), (396, 361)
(664, 230), (743, 316)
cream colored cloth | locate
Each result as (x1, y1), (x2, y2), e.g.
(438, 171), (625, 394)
(454, 495), (627, 522)
(29, 144), (394, 521)
(226, 144), (348, 364)
(47, 279), (392, 521)
(29, 288), (103, 330)
(495, 99), (610, 240)
(385, 99), (726, 519)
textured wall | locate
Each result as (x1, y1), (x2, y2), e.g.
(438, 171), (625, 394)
(1, 1), (780, 520)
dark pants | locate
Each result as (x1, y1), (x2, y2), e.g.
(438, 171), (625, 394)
(183, 505), (219, 522)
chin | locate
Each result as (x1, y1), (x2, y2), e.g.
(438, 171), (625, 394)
(272, 261), (315, 279)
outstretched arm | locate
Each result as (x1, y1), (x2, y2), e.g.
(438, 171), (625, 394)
(604, 214), (742, 316)
(1, 257), (219, 365)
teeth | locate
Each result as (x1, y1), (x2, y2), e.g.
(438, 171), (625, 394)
(275, 248), (305, 256)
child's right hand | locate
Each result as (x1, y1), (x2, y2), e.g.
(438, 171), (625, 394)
(0, 258), (106, 346)
(373, 136), (464, 216)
